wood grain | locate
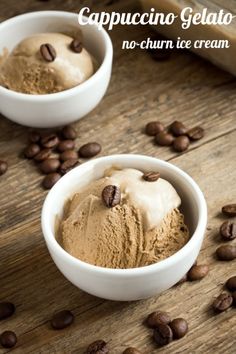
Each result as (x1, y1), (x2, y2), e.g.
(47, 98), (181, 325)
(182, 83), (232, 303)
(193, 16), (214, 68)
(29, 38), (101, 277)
(0, 1), (236, 353)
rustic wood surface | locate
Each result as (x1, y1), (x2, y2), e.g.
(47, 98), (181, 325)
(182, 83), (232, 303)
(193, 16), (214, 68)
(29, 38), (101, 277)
(0, 0), (236, 353)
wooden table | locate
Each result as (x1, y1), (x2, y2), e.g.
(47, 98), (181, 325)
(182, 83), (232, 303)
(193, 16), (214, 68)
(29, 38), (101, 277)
(0, 1), (236, 353)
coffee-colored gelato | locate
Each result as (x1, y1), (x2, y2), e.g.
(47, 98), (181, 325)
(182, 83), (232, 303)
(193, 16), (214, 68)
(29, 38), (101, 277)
(0, 32), (94, 94)
(60, 168), (189, 269)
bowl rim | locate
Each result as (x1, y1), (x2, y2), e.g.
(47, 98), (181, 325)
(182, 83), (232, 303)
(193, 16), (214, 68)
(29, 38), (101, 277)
(0, 10), (113, 101)
(41, 154), (207, 276)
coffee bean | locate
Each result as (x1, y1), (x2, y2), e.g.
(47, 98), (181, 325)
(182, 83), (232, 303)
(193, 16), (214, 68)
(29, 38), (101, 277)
(60, 159), (79, 175)
(187, 264), (209, 281)
(155, 132), (174, 146)
(0, 302), (15, 320)
(220, 221), (236, 241)
(169, 121), (187, 136)
(40, 43), (57, 62)
(213, 293), (233, 312)
(85, 340), (109, 354)
(187, 127), (204, 141)
(143, 171), (160, 182)
(173, 136), (190, 152)
(62, 125), (77, 140)
(102, 185), (121, 208)
(145, 121), (164, 136)
(216, 245), (236, 261)
(79, 142), (101, 158)
(123, 348), (142, 354)
(70, 38), (83, 53)
(232, 291), (236, 305)
(146, 311), (171, 328)
(170, 318), (188, 339)
(0, 331), (17, 348)
(57, 140), (75, 152)
(42, 173), (61, 190)
(222, 204), (236, 217)
(60, 150), (78, 161)
(24, 144), (41, 159)
(51, 310), (74, 330)
(39, 159), (60, 174)
(41, 134), (59, 149)
(34, 149), (51, 162)
(153, 323), (173, 346)
(226, 276), (236, 292)
(0, 160), (8, 175)
(29, 131), (41, 143)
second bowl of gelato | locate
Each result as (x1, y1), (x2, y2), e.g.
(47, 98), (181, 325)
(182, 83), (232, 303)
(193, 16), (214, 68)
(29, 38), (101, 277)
(42, 154), (207, 301)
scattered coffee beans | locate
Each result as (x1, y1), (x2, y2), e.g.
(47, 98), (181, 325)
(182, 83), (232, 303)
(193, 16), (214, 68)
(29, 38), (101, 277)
(60, 150), (78, 161)
(222, 204), (236, 217)
(40, 43), (57, 62)
(170, 121), (187, 137)
(0, 331), (17, 348)
(102, 185), (121, 208)
(216, 245), (236, 261)
(187, 265), (209, 281)
(85, 340), (109, 354)
(51, 310), (74, 330)
(34, 149), (51, 162)
(173, 136), (190, 152)
(142, 171), (160, 182)
(57, 140), (75, 152)
(220, 221), (236, 241)
(24, 144), (41, 159)
(70, 38), (83, 53)
(0, 302), (15, 320)
(170, 318), (188, 339)
(146, 311), (171, 328)
(0, 161), (8, 176)
(226, 276), (236, 292)
(62, 125), (77, 140)
(79, 142), (101, 158)
(145, 121), (164, 136)
(155, 132), (174, 146)
(187, 127), (204, 141)
(39, 159), (60, 174)
(123, 348), (142, 354)
(60, 159), (79, 175)
(153, 323), (173, 346)
(41, 134), (59, 149)
(213, 293), (233, 312)
(42, 173), (61, 190)
(29, 131), (41, 143)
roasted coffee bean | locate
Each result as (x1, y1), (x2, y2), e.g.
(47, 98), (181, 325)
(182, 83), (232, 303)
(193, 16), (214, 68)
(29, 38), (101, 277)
(220, 221), (236, 241)
(232, 291), (236, 305)
(34, 149), (51, 162)
(145, 121), (164, 136)
(60, 150), (78, 161)
(216, 245), (236, 261)
(102, 185), (121, 208)
(70, 38), (83, 53)
(85, 340), (109, 354)
(146, 311), (171, 328)
(79, 142), (101, 158)
(173, 136), (190, 152)
(0, 302), (15, 320)
(0, 160), (8, 175)
(213, 293), (233, 312)
(40, 43), (56, 62)
(187, 264), (209, 281)
(155, 132), (174, 146)
(42, 173), (61, 190)
(41, 134), (59, 149)
(29, 131), (41, 143)
(226, 276), (236, 292)
(153, 323), (173, 346)
(143, 171), (160, 182)
(148, 47), (171, 61)
(57, 140), (75, 152)
(0, 331), (17, 348)
(170, 121), (187, 136)
(62, 125), (77, 140)
(60, 159), (79, 175)
(39, 159), (60, 174)
(51, 310), (74, 330)
(222, 204), (236, 217)
(170, 318), (188, 339)
(123, 348), (142, 354)
(187, 127), (204, 141)
(24, 144), (41, 159)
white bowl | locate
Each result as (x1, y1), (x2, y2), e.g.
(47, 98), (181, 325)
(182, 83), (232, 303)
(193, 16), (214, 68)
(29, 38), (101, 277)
(0, 11), (113, 128)
(41, 155), (207, 301)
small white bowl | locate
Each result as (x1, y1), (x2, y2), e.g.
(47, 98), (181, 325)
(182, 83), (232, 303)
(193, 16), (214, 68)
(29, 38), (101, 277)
(0, 11), (113, 128)
(41, 155), (207, 301)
